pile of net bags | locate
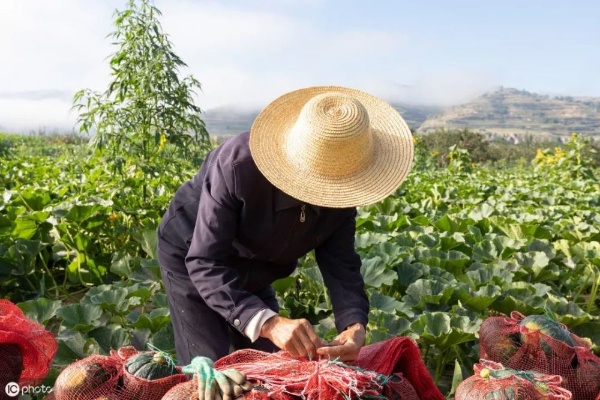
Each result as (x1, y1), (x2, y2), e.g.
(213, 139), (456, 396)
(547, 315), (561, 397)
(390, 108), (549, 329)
(51, 345), (188, 400)
(456, 311), (600, 400)
(51, 337), (443, 399)
(0, 300), (57, 394)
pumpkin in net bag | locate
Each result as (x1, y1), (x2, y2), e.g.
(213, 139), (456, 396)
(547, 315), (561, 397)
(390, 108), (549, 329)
(456, 360), (572, 400)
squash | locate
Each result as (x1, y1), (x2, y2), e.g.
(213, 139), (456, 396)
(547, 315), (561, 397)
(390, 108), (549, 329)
(125, 351), (178, 380)
(519, 315), (575, 352)
(53, 356), (120, 399)
(456, 361), (572, 400)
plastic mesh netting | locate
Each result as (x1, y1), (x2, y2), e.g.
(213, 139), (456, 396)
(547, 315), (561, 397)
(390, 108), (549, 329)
(164, 336), (443, 400)
(479, 311), (600, 400)
(0, 300), (57, 390)
(51, 346), (187, 400)
(455, 360), (572, 400)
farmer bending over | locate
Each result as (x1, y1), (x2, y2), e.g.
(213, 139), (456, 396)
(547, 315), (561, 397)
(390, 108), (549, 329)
(158, 86), (414, 399)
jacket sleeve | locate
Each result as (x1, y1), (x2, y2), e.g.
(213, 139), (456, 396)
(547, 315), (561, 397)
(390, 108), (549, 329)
(315, 209), (369, 332)
(185, 158), (269, 334)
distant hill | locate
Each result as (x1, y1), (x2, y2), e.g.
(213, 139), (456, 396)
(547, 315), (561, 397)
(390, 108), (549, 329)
(202, 106), (259, 138)
(418, 87), (600, 140)
(202, 88), (600, 141)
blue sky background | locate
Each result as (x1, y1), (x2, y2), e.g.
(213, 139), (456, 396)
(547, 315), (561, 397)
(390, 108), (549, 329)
(1, 0), (599, 132)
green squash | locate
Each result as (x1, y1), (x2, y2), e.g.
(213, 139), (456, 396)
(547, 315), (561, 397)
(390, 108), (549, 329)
(125, 351), (178, 380)
(519, 315), (575, 352)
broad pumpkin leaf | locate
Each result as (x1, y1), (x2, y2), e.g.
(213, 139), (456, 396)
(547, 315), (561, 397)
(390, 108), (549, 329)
(361, 256), (397, 288)
(456, 284), (502, 312)
(127, 307), (170, 333)
(57, 303), (104, 332)
(410, 312), (478, 350)
(62, 203), (107, 223)
(89, 324), (130, 354)
(150, 323), (177, 355)
(88, 287), (142, 314)
(53, 331), (98, 366)
(368, 289), (414, 317)
(18, 298), (62, 324)
(404, 279), (454, 309)
(368, 309), (410, 337)
(133, 229), (158, 259)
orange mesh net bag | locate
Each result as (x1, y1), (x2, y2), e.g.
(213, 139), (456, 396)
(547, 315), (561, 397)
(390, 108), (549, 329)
(0, 300), (57, 389)
(479, 311), (600, 400)
(51, 346), (188, 400)
(455, 360), (573, 400)
(163, 337), (444, 400)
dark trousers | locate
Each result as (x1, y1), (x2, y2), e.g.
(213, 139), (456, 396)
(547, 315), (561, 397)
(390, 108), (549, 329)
(158, 250), (279, 365)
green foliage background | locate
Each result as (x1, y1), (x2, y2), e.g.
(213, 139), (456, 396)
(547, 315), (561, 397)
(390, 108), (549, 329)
(1, 130), (599, 397)
(1, 1), (600, 398)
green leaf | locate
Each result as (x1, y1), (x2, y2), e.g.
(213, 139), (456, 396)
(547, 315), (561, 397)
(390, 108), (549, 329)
(88, 287), (141, 314)
(17, 298), (62, 324)
(63, 203), (106, 223)
(448, 360), (466, 397)
(53, 331), (98, 366)
(110, 251), (136, 277)
(457, 284), (502, 312)
(272, 276), (296, 295)
(19, 188), (51, 211)
(404, 279), (455, 308)
(89, 325), (130, 354)
(361, 256), (397, 288)
(133, 229), (158, 258)
(57, 303), (104, 332)
(150, 323), (177, 355)
(368, 289), (414, 317)
(127, 307), (170, 333)
(410, 312), (479, 350)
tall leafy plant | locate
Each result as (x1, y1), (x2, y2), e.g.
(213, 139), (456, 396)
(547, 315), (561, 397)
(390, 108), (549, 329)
(73, 0), (210, 199)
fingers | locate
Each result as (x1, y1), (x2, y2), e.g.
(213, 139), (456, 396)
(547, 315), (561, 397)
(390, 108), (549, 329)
(285, 319), (323, 358)
(214, 371), (234, 400)
(220, 369), (246, 385)
(317, 343), (360, 362)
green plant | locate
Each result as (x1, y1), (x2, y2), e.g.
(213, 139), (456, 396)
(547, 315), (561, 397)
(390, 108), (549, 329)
(73, 0), (210, 200)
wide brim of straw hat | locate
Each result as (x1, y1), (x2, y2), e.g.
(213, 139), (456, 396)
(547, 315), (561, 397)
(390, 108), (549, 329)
(249, 86), (414, 208)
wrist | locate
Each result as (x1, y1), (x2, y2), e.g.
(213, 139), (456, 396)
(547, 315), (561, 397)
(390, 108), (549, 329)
(260, 314), (280, 337)
(345, 323), (365, 331)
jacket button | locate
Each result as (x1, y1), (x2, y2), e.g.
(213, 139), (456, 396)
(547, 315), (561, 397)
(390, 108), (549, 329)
(233, 319), (241, 327)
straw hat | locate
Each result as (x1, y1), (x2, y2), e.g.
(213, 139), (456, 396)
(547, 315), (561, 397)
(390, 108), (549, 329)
(249, 86), (414, 208)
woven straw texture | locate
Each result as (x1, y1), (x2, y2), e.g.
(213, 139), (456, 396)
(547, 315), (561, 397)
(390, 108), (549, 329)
(249, 86), (414, 208)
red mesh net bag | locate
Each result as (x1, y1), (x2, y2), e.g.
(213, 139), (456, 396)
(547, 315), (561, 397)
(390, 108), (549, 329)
(164, 337), (443, 400)
(52, 354), (123, 400)
(455, 360), (572, 400)
(0, 299), (57, 388)
(51, 346), (188, 400)
(479, 311), (600, 400)
(354, 336), (445, 400)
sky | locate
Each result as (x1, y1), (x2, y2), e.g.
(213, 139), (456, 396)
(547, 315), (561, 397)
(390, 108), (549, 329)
(1, 0), (599, 132)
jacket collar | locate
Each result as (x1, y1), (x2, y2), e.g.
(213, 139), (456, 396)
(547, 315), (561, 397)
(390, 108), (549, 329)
(274, 188), (321, 214)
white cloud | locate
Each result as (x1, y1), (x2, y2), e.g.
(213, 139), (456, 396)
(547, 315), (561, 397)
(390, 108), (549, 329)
(0, 0), (490, 132)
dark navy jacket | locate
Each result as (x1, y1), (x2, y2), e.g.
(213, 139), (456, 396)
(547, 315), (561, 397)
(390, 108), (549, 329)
(157, 132), (369, 336)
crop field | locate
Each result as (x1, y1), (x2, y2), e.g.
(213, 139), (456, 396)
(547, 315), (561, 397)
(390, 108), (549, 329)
(1, 132), (599, 397)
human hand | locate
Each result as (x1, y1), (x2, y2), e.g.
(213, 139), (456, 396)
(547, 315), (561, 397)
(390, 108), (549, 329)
(260, 315), (325, 358)
(182, 356), (252, 400)
(316, 323), (365, 362)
